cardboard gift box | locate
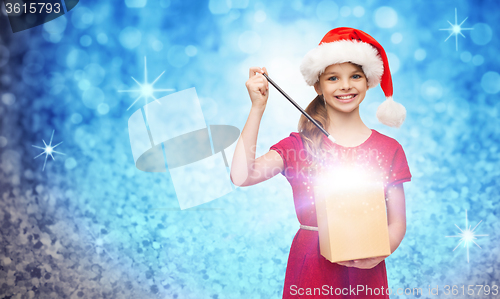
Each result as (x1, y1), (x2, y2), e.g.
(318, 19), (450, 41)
(313, 175), (391, 263)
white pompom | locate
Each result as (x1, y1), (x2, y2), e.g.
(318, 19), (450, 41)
(376, 97), (406, 128)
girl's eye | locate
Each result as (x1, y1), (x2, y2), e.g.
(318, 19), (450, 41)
(352, 74), (362, 79)
(328, 76), (338, 81)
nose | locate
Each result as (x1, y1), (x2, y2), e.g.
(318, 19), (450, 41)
(340, 78), (351, 91)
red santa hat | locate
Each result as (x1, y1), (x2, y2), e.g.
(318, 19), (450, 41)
(300, 27), (406, 128)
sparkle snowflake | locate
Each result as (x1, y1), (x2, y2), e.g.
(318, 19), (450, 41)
(32, 130), (65, 171)
(446, 209), (488, 263)
(439, 8), (473, 51)
(118, 56), (175, 116)
(83, 227), (116, 261)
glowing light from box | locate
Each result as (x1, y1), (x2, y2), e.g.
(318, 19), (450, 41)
(315, 165), (383, 193)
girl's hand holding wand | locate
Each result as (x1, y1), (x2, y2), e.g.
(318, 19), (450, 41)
(246, 67), (269, 109)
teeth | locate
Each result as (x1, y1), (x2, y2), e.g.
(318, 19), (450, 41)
(337, 95), (355, 100)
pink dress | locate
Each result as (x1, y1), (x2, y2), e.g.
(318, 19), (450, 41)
(270, 129), (412, 298)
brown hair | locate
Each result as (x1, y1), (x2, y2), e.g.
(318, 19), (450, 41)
(297, 94), (330, 175)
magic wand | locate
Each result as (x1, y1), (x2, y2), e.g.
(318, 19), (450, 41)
(262, 73), (336, 143)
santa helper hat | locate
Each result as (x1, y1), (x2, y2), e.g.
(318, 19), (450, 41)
(300, 27), (406, 128)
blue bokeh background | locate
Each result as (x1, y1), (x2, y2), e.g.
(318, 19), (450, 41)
(0, 0), (499, 298)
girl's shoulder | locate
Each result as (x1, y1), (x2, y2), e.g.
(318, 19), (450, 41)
(369, 129), (406, 152)
(271, 132), (304, 149)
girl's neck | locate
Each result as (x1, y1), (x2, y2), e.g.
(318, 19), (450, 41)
(325, 106), (371, 146)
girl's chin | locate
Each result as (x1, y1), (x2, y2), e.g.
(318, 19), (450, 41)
(326, 102), (361, 113)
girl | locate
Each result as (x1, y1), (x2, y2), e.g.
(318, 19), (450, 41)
(230, 27), (411, 298)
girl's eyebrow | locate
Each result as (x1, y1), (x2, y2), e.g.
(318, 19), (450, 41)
(324, 70), (363, 75)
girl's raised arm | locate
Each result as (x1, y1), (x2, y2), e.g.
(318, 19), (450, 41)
(230, 67), (285, 187)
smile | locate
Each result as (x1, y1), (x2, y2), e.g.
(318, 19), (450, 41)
(335, 94), (357, 103)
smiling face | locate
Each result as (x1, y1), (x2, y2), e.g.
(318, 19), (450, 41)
(314, 62), (369, 114)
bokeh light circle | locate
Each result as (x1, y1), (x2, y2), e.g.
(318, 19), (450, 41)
(66, 49), (89, 68)
(80, 35), (92, 47)
(73, 69), (85, 81)
(316, 1), (339, 21)
(472, 55), (484, 66)
(460, 51), (472, 63)
(353, 6), (364, 17)
(209, 0), (231, 14)
(97, 33), (108, 45)
(340, 6), (351, 17)
(254, 10), (266, 22)
(391, 32), (403, 44)
(78, 80), (91, 91)
(185, 45), (198, 57)
(414, 49), (426, 61)
(71, 6), (94, 29)
(119, 27), (142, 49)
(470, 23), (492, 46)
(481, 72), (500, 94)
(0, 136), (7, 148)
(125, 0), (147, 8)
(167, 45), (189, 68)
(152, 40), (163, 51)
(65, 158), (78, 170)
(82, 87), (105, 109)
(43, 15), (67, 34)
(84, 63), (106, 86)
(2, 93), (15, 105)
(374, 6), (398, 28)
(421, 80), (443, 100)
(71, 113), (83, 124)
(97, 103), (110, 115)
(228, 9), (240, 21)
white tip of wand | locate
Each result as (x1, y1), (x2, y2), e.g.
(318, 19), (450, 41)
(327, 135), (336, 143)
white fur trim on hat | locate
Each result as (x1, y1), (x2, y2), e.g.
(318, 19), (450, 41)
(376, 96), (406, 128)
(300, 40), (384, 88)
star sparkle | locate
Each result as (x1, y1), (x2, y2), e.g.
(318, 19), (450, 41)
(445, 210), (488, 263)
(32, 130), (65, 171)
(439, 8), (473, 51)
(118, 56), (175, 116)
(84, 227), (116, 261)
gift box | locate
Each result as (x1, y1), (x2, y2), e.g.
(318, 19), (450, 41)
(313, 172), (390, 263)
